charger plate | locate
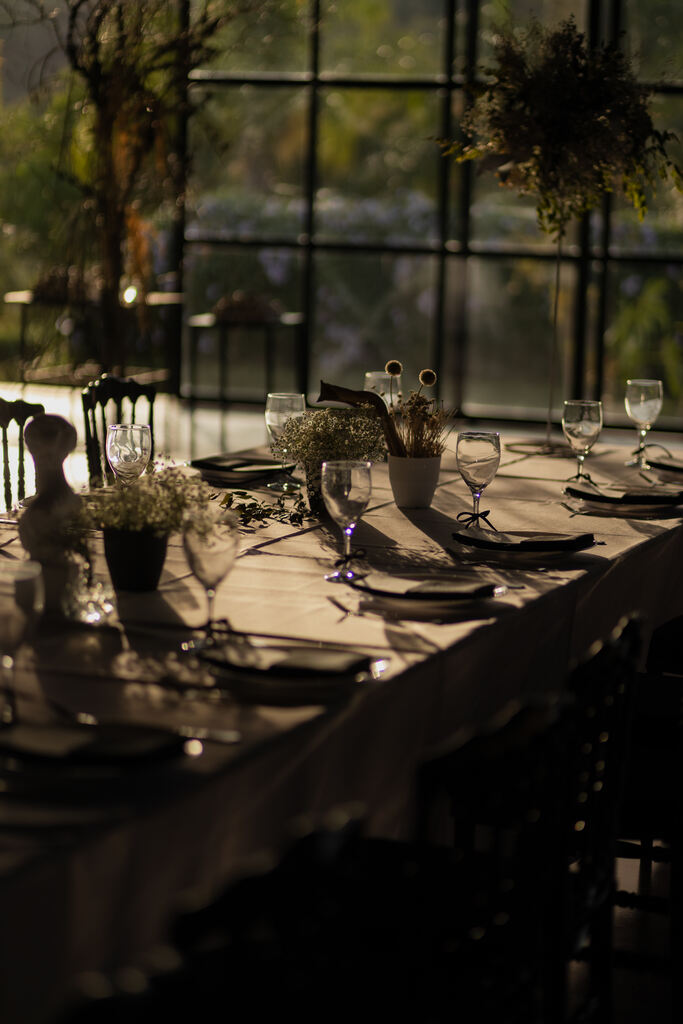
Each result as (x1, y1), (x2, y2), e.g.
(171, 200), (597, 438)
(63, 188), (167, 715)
(190, 456), (295, 485)
(564, 483), (683, 515)
(450, 526), (596, 562)
(199, 644), (378, 706)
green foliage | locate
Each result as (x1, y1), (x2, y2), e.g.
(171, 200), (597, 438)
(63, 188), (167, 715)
(449, 16), (683, 238)
(606, 276), (683, 402)
(220, 489), (314, 527)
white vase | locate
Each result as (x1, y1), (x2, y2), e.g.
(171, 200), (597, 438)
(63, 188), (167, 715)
(388, 454), (441, 509)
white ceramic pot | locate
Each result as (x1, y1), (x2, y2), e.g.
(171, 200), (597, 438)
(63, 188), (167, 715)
(388, 454), (441, 509)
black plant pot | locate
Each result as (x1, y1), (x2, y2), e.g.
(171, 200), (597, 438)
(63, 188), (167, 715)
(103, 528), (168, 592)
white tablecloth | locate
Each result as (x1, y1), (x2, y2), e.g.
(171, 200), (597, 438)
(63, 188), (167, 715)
(2, 430), (683, 1023)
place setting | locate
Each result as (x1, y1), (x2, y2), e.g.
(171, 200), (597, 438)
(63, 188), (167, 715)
(558, 390), (683, 518)
(309, 447), (516, 622)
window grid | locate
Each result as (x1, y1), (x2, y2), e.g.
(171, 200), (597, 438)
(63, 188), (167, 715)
(184, 0), (683, 423)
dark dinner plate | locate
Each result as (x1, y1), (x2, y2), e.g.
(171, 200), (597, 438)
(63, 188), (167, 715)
(190, 455), (295, 484)
(564, 483), (683, 507)
(0, 722), (188, 767)
(349, 575), (499, 602)
(198, 644), (377, 705)
(451, 526), (596, 553)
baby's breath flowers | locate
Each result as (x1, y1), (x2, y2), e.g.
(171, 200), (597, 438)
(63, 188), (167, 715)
(79, 465), (218, 536)
(271, 407), (386, 514)
(272, 407), (386, 472)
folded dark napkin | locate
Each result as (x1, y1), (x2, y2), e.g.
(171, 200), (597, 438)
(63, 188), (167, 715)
(0, 723), (187, 765)
(451, 526), (595, 552)
(200, 645), (373, 678)
(648, 456), (683, 474)
(350, 576), (498, 601)
(190, 455), (295, 484)
(564, 483), (683, 505)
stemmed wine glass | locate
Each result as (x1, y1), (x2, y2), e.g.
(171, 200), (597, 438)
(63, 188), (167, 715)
(624, 379), (663, 469)
(264, 393), (306, 492)
(561, 400), (603, 481)
(0, 561), (44, 725)
(106, 424), (152, 484)
(456, 431), (501, 528)
(321, 460), (372, 582)
(183, 518), (240, 642)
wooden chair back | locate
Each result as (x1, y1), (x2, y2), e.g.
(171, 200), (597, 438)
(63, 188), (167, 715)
(0, 397), (45, 512)
(82, 374), (156, 487)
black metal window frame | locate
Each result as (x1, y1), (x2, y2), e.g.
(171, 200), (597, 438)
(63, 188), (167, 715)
(184, 0), (683, 421)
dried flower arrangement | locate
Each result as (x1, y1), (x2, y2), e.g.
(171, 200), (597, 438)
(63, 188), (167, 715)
(318, 362), (452, 459)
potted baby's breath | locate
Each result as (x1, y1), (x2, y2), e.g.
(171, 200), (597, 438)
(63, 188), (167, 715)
(317, 362), (453, 508)
(271, 406), (385, 515)
(80, 465), (216, 591)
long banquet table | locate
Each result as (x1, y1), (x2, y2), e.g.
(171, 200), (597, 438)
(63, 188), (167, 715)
(2, 429), (683, 1023)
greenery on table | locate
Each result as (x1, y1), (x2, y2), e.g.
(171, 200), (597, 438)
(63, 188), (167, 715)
(220, 490), (316, 528)
(447, 16), (682, 239)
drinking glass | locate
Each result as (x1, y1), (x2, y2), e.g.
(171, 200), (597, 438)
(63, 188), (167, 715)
(624, 379), (663, 468)
(562, 400), (603, 480)
(456, 431), (501, 525)
(264, 393), (306, 492)
(106, 424), (152, 484)
(0, 561), (44, 725)
(321, 460), (372, 582)
(183, 519), (240, 639)
(364, 370), (401, 407)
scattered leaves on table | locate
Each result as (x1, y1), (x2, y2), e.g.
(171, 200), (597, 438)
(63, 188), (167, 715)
(220, 490), (317, 529)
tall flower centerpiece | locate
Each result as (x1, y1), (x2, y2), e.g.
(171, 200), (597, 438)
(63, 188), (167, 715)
(271, 407), (386, 515)
(318, 362), (453, 508)
(443, 16), (682, 449)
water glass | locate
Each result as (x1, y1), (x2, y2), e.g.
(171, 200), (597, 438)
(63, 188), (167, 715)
(265, 392), (306, 491)
(0, 560), (44, 725)
(364, 371), (401, 407)
(321, 460), (372, 582)
(106, 424), (152, 484)
(562, 400), (603, 480)
(183, 519), (240, 638)
(456, 431), (501, 526)
(624, 379), (663, 468)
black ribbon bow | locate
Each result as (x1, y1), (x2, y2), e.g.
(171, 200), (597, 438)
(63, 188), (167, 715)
(456, 510), (498, 531)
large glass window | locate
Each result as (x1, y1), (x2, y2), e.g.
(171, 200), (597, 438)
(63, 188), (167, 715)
(180, 0), (683, 419)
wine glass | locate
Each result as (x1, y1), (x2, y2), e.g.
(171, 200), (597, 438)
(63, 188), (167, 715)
(264, 393), (306, 492)
(456, 431), (501, 527)
(561, 400), (603, 481)
(106, 424), (152, 484)
(364, 370), (401, 407)
(183, 518), (240, 641)
(321, 460), (372, 583)
(624, 379), (663, 469)
(0, 561), (44, 725)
